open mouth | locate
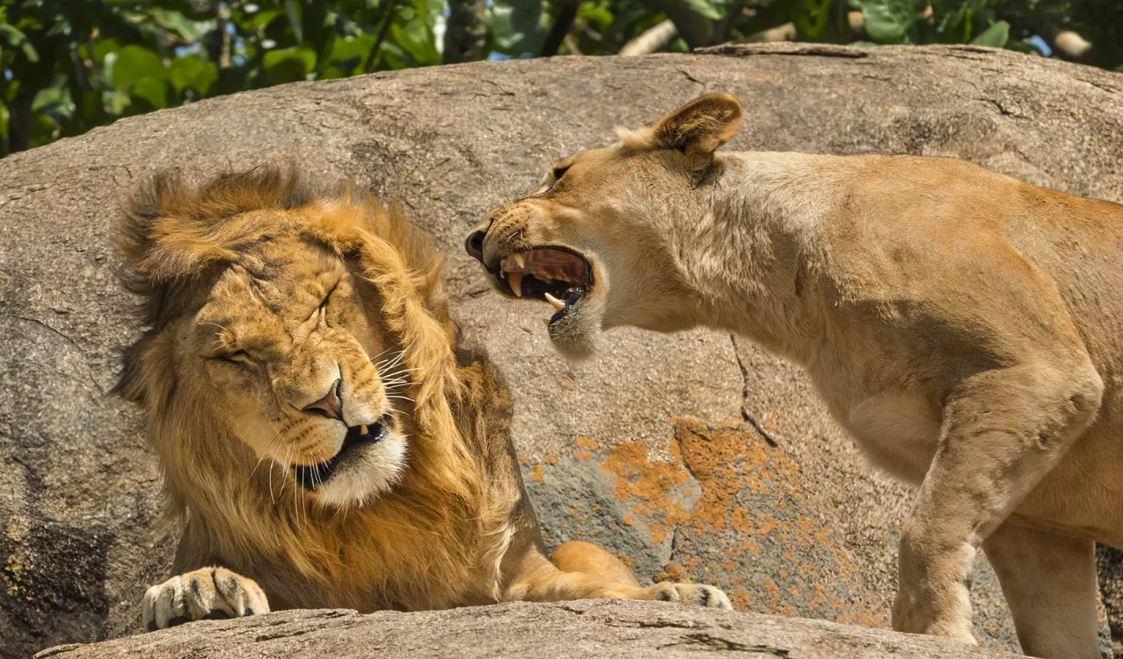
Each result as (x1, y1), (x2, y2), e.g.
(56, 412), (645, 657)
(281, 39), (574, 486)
(496, 247), (592, 325)
(293, 421), (388, 490)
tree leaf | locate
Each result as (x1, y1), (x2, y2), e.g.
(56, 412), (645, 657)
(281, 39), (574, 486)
(110, 45), (167, 88)
(391, 14), (440, 66)
(681, 0), (737, 21)
(148, 8), (209, 42)
(0, 23), (39, 62)
(323, 34), (374, 77)
(853, 0), (917, 44)
(487, 0), (545, 54)
(262, 46), (317, 84)
(970, 20), (1009, 48)
(127, 77), (171, 113)
(170, 54), (218, 96)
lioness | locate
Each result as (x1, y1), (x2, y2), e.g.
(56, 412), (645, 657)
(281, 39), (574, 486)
(115, 166), (730, 631)
(465, 93), (1123, 658)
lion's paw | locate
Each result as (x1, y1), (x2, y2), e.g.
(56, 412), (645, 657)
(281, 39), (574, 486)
(142, 567), (270, 631)
(645, 582), (732, 610)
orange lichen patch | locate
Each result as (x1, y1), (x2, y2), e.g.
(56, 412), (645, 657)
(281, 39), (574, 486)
(575, 437), (599, 450)
(665, 416), (885, 627)
(728, 588), (754, 610)
(520, 420), (885, 629)
(596, 442), (695, 545)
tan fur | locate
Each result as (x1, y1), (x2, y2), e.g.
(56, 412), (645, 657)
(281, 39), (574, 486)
(118, 165), (731, 631)
(468, 94), (1123, 658)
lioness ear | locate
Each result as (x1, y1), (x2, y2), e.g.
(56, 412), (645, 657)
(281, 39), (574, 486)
(652, 93), (742, 171)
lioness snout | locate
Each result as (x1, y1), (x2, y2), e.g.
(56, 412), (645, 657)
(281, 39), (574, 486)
(304, 378), (344, 421)
(465, 228), (486, 261)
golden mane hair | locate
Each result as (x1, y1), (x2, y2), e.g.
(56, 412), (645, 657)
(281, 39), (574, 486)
(116, 165), (523, 611)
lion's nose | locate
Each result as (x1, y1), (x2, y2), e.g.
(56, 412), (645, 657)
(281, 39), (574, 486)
(304, 378), (343, 421)
(465, 229), (486, 261)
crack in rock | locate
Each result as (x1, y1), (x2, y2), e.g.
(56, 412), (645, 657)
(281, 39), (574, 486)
(730, 335), (780, 447)
(665, 632), (793, 655)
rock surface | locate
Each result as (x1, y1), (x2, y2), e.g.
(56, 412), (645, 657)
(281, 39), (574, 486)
(36, 600), (1019, 659)
(4, 42), (1123, 658)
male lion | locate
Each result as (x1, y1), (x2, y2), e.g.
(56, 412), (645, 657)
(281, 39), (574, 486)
(465, 93), (1123, 658)
(115, 165), (730, 631)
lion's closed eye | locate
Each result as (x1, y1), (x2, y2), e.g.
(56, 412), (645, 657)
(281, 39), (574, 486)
(319, 280), (339, 311)
(219, 349), (254, 367)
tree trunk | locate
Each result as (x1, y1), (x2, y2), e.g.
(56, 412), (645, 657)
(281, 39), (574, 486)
(540, 1), (580, 58)
(443, 0), (488, 64)
(6, 85), (35, 154)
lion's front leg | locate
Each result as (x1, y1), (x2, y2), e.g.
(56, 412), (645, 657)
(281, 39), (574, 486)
(141, 567), (270, 631)
(892, 361), (1102, 644)
(506, 541), (731, 610)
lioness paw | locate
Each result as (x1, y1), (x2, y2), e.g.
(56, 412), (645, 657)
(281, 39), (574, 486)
(645, 582), (732, 610)
(141, 567), (269, 631)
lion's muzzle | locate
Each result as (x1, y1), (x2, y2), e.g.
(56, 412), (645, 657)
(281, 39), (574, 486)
(293, 419), (389, 490)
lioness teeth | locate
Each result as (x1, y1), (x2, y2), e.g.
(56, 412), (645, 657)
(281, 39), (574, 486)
(509, 273), (524, 297)
(513, 253), (525, 268)
(545, 292), (566, 311)
(360, 424), (368, 436)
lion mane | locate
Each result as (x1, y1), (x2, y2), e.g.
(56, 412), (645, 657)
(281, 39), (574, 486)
(115, 165), (531, 611)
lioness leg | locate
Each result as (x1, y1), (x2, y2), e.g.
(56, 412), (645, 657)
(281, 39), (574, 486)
(507, 541), (731, 609)
(142, 567), (270, 631)
(892, 362), (1102, 642)
(983, 522), (1099, 659)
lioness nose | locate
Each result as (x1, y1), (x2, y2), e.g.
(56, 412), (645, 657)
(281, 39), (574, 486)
(465, 229), (486, 261)
(304, 378), (343, 421)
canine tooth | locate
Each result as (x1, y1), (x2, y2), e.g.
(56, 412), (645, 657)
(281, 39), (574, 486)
(361, 424), (369, 435)
(514, 253), (525, 268)
(545, 292), (566, 311)
(509, 273), (524, 297)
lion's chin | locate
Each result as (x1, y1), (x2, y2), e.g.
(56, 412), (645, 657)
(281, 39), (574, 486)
(303, 433), (408, 510)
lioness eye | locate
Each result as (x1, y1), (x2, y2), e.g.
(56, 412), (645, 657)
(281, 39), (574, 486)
(552, 165), (570, 181)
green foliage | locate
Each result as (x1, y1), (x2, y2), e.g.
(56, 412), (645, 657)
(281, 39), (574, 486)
(682, 0), (738, 21)
(0, 0), (446, 155)
(845, 0), (1008, 46)
(0, 0), (1118, 157)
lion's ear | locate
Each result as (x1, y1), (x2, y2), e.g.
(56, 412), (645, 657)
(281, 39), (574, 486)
(652, 93), (742, 171)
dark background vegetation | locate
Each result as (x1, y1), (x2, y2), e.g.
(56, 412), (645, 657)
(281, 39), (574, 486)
(0, 0), (1118, 158)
